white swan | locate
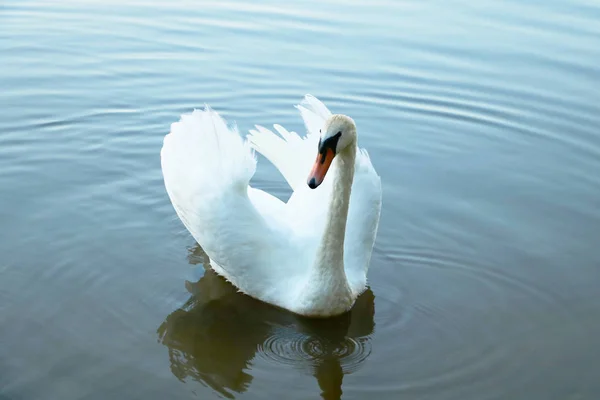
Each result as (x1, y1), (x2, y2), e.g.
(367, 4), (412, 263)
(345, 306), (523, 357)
(161, 95), (382, 317)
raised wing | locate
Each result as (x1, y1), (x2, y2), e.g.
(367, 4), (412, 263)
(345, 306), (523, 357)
(343, 149), (382, 295)
(161, 107), (297, 300)
(247, 95), (331, 190)
(249, 95), (382, 295)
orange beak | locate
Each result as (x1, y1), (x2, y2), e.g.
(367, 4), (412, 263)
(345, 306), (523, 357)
(307, 148), (335, 189)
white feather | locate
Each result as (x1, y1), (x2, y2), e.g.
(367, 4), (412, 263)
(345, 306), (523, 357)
(161, 95), (382, 316)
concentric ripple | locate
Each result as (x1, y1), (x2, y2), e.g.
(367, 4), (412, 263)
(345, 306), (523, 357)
(257, 329), (372, 375)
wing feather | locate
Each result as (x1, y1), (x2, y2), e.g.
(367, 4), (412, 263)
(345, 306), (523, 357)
(161, 107), (299, 303)
(247, 95), (329, 190)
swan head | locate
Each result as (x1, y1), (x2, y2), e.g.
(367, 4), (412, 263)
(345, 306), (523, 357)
(307, 114), (357, 189)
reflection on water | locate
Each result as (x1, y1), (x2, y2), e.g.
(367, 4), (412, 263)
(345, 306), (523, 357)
(157, 245), (375, 400)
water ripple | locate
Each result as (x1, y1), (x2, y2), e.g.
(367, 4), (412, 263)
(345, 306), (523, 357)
(361, 243), (588, 397)
(258, 330), (372, 374)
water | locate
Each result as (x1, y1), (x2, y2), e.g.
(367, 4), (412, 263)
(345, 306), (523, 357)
(1, 0), (599, 399)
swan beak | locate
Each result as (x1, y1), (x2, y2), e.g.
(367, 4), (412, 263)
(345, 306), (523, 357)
(307, 148), (335, 189)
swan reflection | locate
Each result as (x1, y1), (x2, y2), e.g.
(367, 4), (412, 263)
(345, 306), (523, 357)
(157, 244), (375, 399)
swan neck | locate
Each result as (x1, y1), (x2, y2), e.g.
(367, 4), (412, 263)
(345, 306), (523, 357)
(299, 141), (356, 316)
(320, 145), (355, 264)
(311, 144), (356, 286)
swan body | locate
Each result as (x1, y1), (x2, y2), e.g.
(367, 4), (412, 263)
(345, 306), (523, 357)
(161, 95), (382, 317)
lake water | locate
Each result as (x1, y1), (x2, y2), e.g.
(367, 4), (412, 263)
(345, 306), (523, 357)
(1, 1), (600, 399)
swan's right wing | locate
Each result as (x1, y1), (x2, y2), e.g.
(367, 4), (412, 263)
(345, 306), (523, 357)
(247, 95), (332, 190)
(161, 107), (295, 300)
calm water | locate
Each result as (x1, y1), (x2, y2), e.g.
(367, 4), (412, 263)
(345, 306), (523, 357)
(1, 1), (600, 399)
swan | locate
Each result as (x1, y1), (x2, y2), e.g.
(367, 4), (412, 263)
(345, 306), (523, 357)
(161, 95), (382, 317)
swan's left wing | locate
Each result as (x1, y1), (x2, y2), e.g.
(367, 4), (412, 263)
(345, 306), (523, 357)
(282, 144), (383, 297)
(161, 107), (295, 300)
(247, 95), (330, 190)
(344, 149), (382, 296)
(248, 94), (382, 295)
